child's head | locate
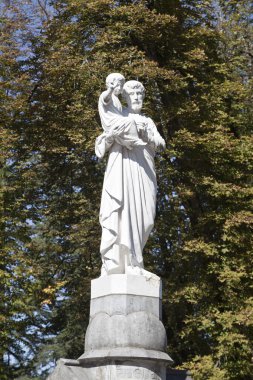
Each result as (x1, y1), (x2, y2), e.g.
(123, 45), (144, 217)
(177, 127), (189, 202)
(106, 73), (125, 95)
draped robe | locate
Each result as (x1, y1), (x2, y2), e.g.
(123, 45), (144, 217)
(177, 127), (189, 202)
(97, 104), (158, 270)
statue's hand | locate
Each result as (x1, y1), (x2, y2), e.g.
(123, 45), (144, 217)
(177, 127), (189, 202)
(136, 121), (148, 140)
(147, 126), (166, 151)
(107, 81), (116, 91)
(107, 79), (121, 91)
(154, 134), (166, 151)
(105, 129), (116, 144)
(136, 120), (146, 131)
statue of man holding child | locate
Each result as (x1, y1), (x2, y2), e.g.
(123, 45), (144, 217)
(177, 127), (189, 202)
(95, 73), (165, 277)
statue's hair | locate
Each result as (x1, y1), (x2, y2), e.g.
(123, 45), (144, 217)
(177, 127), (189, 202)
(122, 80), (145, 99)
(106, 73), (125, 86)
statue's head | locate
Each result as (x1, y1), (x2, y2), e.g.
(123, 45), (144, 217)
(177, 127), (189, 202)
(122, 80), (145, 114)
(106, 73), (125, 95)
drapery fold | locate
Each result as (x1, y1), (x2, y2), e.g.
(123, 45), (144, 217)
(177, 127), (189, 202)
(99, 140), (156, 267)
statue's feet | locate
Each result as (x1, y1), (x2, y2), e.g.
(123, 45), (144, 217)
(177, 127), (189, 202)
(126, 265), (160, 280)
(101, 264), (160, 280)
(100, 260), (124, 276)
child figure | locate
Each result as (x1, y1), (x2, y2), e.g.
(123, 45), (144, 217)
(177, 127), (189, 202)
(95, 73), (145, 159)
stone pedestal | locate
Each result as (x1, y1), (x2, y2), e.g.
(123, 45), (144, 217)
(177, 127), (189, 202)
(48, 359), (192, 380)
(48, 274), (175, 380)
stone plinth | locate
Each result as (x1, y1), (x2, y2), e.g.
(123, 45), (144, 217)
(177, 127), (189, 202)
(48, 274), (174, 380)
(90, 274), (162, 299)
(89, 273), (162, 319)
(48, 360), (192, 380)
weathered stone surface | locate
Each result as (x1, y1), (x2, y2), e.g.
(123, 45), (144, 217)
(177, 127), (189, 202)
(97, 360), (167, 380)
(79, 347), (171, 364)
(90, 293), (161, 319)
(47, 359), (89, 380)
(82, 274), (172, 369)
(91, 274), (162, 299)
(47, 275), (175, 379)
(84, 311), (167, 352)
(47, 359), (192, 380)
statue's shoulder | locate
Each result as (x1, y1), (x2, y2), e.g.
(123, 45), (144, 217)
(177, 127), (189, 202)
(99, 91), (110, 106)
(99, 93), (122, 115)
(139, 114), (153, 124)
(145, 115), (156, 125)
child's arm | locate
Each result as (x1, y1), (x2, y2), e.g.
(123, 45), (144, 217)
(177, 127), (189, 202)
(101, 79), (120, 104)
(101, 86), (114, 104)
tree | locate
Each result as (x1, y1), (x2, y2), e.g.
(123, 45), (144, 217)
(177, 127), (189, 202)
(0, 2), (57, 378)
(155, 1), (253, 379)
(1, 0), (252, 379)
(0, 4), (39, 379)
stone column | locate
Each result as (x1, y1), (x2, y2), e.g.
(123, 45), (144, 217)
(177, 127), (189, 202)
(78, 274), (173, 379)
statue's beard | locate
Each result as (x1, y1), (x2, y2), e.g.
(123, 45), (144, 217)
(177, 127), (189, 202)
(129, 103), (142, 113)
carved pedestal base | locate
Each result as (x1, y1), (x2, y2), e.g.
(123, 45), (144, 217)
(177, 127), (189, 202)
(48, 274), (174, 380)
(84, 360), (166, 380)
(48, 358), (192, 380)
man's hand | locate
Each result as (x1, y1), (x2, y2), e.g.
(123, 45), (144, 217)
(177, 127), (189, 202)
(154, 134), (166, 150)
(136, 120), (146, 131)
(135, 120), (147, 140)
(105, 128), (118, 144)
(146, 126), (166, 151)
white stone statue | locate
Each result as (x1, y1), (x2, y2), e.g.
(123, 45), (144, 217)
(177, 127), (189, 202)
(96, 73), (165, 277)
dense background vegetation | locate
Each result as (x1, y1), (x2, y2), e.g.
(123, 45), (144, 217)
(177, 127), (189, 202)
(1, 0), (252, 379)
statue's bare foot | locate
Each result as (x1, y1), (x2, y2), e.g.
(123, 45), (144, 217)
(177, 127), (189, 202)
(126, 266), (160, 280)
(125, 265), (142, 276)
(100, 259), (125, 276)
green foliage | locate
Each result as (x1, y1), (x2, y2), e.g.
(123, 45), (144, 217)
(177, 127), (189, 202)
(0, 4), (52, 379)
(1, 0), (252, 379)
